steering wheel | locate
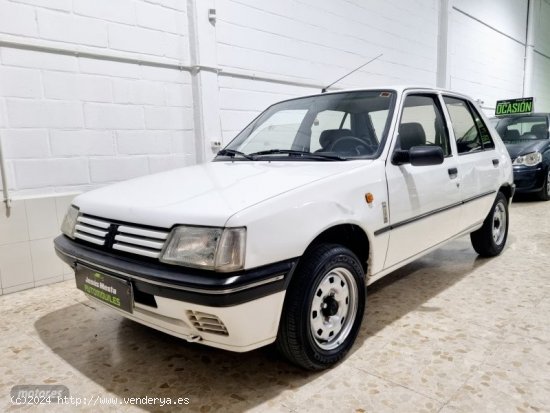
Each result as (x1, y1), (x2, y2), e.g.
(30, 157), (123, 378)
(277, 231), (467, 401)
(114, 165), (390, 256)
(328, 136), (373, 155)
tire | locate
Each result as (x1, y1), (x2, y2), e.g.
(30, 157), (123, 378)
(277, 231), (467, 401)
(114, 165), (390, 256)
(537, 168), (550, 201)
(276, 243), (366, 370)
(470, 191), (509, 257)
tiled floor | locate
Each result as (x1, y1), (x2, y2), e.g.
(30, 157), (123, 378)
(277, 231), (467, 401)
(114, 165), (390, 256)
(1, 198), (549, 412)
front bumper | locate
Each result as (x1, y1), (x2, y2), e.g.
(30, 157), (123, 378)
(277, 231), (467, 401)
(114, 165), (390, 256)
(54, 235), (297, 352)
(513, 165), (546, 193)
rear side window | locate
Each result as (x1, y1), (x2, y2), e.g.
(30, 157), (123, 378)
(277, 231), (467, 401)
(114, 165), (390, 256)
(444, 97), (495, 154)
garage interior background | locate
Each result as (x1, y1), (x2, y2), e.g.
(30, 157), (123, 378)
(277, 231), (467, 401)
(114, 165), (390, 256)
(0, 0), (549, 294)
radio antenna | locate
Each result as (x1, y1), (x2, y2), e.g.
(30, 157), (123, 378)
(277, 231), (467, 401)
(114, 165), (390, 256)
(322, 53), (383, 93)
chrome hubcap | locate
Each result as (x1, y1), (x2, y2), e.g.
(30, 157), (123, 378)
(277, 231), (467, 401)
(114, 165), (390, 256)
(309, 267), (358, 350)
(492, 201), (507, 245)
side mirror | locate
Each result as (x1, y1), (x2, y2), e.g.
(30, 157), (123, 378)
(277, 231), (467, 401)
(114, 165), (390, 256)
(392, 146), (444, 166)
(409, 145), (444, 166)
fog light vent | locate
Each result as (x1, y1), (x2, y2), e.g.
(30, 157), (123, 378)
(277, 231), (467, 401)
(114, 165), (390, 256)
(186, 311), (229, 336)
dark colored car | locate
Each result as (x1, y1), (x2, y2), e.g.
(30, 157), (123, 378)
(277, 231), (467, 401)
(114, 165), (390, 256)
(491, 113), (550, 200)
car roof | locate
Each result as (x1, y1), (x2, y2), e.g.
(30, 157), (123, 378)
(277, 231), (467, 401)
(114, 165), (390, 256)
(315, 85), (469, 95)
(273, 85), (476, 106)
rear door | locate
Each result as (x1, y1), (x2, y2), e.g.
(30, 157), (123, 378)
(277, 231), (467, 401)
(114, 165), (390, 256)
(384, 93), (461, 268)
(442, 96), (500, 232)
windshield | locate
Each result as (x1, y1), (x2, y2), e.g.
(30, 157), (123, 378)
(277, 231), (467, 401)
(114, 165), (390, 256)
(217, 90), (396, 161)
(492, 115), (549, 142)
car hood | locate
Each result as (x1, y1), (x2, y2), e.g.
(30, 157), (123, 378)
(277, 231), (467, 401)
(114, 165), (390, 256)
(74, 161), (367, 228)
(505, 139), (549, 159)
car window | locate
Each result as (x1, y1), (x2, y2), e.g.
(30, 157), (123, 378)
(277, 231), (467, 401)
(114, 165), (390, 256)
(444, 97), (493, 153)
(399, 95), (451, 156)
(492, 116), (549, 141)
(223, 90), (396, 160)
(471, 104), (494, 149)
(239, 110), (307, 153)
(310, 110), (350, 151)
(369, 109), (389, 141)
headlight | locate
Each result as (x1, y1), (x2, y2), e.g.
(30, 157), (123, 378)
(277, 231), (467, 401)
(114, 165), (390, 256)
(60, 205), (79, 239)
(160, 226), (246, 272)
(513, 151), (542, 166)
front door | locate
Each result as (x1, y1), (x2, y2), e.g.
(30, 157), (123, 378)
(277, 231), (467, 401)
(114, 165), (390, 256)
(384, 93), (461, 268)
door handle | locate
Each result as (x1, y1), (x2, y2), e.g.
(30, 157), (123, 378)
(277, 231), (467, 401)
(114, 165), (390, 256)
(448, 167), (458, 179)
(492, 159), (499, 167)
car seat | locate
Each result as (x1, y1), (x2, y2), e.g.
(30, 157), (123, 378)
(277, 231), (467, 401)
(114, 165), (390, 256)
(398, 122), (426, 150)
(504, 129), (520, 140)
(531, 124), (548, 140)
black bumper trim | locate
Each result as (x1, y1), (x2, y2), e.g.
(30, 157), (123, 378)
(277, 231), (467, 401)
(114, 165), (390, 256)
(54, 235), (297, 307)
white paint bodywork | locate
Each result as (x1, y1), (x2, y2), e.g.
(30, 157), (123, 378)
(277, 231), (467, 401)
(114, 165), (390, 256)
(86, 291), (287, 353)
(70, 87), (514, 352)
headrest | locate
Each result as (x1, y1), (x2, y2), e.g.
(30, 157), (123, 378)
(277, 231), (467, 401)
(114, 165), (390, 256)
(504, 129), (520, 140)
(531, 124), (548, 139)
(398, 122), (426, 150)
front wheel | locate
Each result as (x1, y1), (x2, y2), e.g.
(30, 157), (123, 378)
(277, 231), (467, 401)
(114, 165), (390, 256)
(276, 244), (365, 370)
(470, 191), (509, 257)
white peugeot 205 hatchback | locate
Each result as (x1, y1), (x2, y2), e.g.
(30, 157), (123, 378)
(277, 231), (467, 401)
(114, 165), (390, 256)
(55, 86), (514, 370)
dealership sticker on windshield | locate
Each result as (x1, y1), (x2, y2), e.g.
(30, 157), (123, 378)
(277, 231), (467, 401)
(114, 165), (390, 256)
(495, 97), (534, 116)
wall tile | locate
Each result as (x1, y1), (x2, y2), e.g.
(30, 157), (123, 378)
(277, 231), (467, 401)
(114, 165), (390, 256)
(0, 200), (29, 246)
(25, 197), (59, 240)
(2, 282), (34, 295)
(55, 194), (77, 228)
(0, 242), (33, 289)
(30, 238), (64, 282)
(34, 275), (64, 288)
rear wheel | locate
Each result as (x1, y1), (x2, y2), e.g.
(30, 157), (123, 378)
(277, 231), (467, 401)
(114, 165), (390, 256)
(470, 191), (509, 257)
(537, 168), (550, 201)
(276, 244), (365, 370)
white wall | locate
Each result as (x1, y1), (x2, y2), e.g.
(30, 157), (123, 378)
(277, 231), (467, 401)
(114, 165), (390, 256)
(449, 0), (527, 109)
(0, 0), (194, 294)
(0, 194), (74, 294)
(0, 0), (549, 294)
(533, 0), (550, 111)
(215, 0), (439, 140)
(453, 0), (527, 40)
(0, 0), (194, 198)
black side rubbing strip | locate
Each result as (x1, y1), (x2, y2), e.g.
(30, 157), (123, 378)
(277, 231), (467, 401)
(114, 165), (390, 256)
(374, 190), (497, 236)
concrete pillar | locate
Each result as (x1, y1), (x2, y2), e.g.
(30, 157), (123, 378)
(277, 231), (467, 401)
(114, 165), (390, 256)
(187, 0), (223, 163)
(436, 0), (452, 89)
(523, 0), (536, 98)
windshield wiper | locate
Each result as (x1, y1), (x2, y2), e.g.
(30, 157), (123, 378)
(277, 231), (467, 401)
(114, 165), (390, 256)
(216, 148), (255, 160)
(248, 149), (346, 161)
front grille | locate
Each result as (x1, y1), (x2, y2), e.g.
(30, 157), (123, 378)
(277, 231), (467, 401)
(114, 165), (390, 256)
(74, 216), (110, 245)
(74, 214), (170, 259)
(186, 311), (229, 336)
